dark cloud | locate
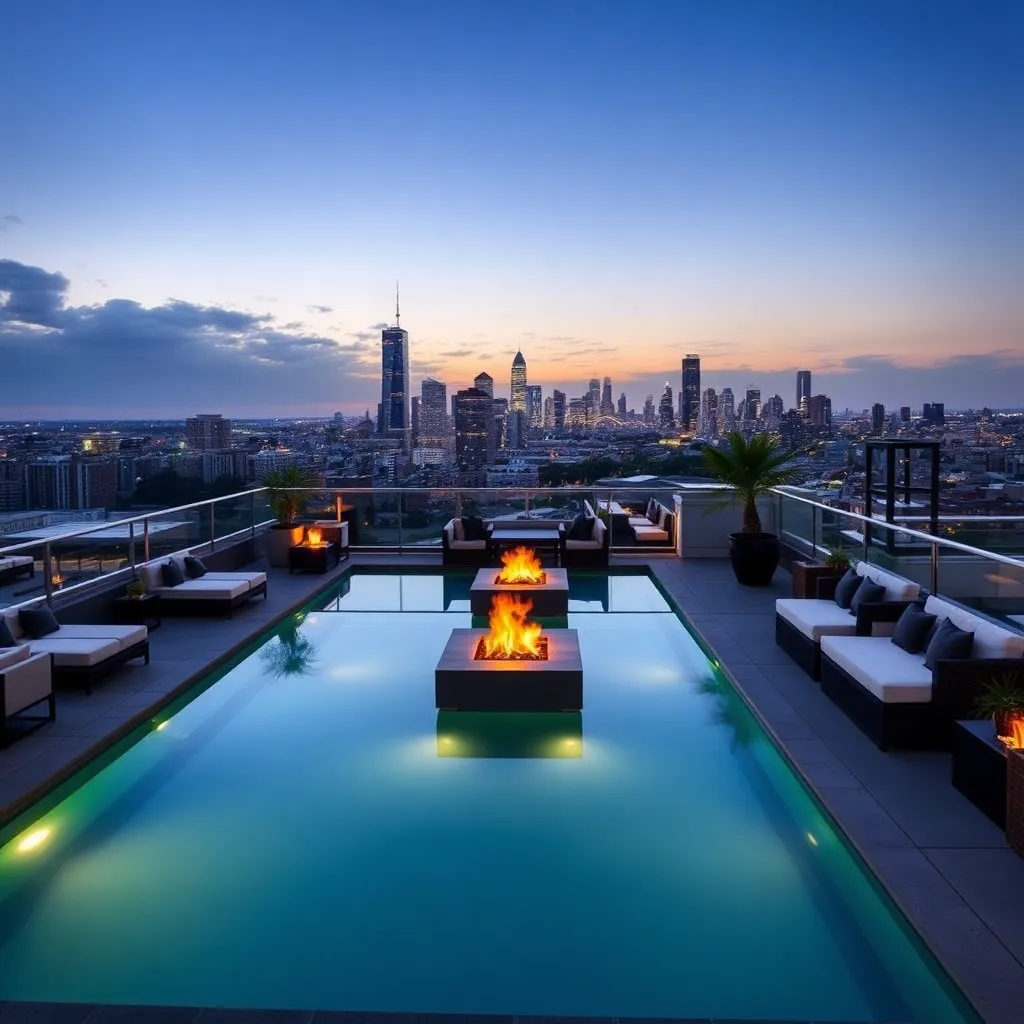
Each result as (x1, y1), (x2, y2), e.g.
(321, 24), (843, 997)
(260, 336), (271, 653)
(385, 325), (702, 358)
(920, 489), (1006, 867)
(0, 215), (23, 232)
(307, 304), (333, 314)
(0, 259), (380, 416)
(438, 348), (474, 358)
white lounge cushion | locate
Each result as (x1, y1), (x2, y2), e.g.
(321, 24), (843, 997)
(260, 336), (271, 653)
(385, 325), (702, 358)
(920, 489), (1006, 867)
(855, 562), (919, 602)
(448, 540), (487, 551)
(0, 644), (31, 671)
(28, 637), (122, 668)
(628, 517), (651, 527)
(821, 635), (934, 703)
(2, 612), (25, 641)
(776, 599), (859, 641)
(923, 596), (1024, 660)
(634, 525), (669, 542)
(565, 539), (603, 550)
(0, 555), (33, 569)
(3, 652), (52, 715)
(152, 579), (250, 600)
(51, 624), (148, 651)
(203, 571), (267, 590)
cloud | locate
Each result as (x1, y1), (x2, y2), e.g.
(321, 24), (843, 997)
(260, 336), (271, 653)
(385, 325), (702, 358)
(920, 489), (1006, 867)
(0, 215), (22, 232)
(307, 304), (333, 314)
(0, 259), (381, 416)
(437, 348), (474, 358)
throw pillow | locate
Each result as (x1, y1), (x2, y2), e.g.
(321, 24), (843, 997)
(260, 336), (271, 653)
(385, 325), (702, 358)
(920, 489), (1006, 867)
(567, 513), (593, 541)
(0, 618), (17, 647)
(923, 618), (974, 671)
(849, 578), (886, 616)
(183, 555), (208, 579)
(833, 568), (861, 609)
(161, 560), (186, 587)
(890, 604), (938, 654)
(461, 516), (487, 542)
(18, 606), (60, 638)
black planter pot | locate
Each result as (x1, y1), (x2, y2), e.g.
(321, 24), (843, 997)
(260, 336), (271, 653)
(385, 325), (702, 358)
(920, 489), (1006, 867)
(728, 532), (780, 587)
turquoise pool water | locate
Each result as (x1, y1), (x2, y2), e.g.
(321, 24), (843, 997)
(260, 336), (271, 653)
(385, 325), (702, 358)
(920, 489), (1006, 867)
(0, 571), (977, 1022)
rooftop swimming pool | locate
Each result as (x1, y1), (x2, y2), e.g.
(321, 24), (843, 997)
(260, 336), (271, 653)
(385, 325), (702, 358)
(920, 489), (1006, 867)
(0, 570), (978, 1022)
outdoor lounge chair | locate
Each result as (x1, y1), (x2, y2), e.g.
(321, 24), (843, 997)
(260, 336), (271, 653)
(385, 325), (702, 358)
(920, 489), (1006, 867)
(0, 555), (35, 585)
(139, 553), (267, 616)
(0, 645), (54, 747)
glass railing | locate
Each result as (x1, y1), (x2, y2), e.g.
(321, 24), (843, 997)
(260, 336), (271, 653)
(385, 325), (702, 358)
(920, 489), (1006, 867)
(774, 489), (1024, 629)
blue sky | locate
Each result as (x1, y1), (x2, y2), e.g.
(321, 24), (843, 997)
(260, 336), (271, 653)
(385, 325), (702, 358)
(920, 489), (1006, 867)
(1, 0), (1022, 416)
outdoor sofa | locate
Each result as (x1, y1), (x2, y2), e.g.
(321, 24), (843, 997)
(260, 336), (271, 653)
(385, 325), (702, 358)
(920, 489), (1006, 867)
(820, 594), (1024, 750)
(0, 555), (34, 585)
(138, 552), (267, 616)
(629, 499), (674, 544)
(562, 513), (609, 567)
(2, 606), (149, 694)
(775, 562), (921, 680)
(0, 644), (54, 747)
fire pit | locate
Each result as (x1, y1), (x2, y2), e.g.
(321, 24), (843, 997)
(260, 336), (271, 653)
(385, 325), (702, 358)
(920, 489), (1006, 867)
(288, 526), (339, 574)
(435, 594), (582, 711)
(469, 546), (569, 617)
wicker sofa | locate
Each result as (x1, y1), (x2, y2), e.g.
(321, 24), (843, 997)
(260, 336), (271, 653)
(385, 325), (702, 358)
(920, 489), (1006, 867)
(139, 552), (267, 616)
(0, 555), (34, 585)
(775, 562), (921, 680)
(820, 595), (1024, 750)
(0, 645), (54, 747)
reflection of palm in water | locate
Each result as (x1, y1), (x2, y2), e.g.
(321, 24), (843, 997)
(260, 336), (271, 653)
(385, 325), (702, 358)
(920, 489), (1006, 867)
(696, 674), (757, 749)
(260, 617), (318, 679)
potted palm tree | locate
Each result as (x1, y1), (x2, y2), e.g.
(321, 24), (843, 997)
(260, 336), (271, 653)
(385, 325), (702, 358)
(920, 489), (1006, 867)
(262, 465), (318, 567)
(702, 431), (800, 586)
(975, 673), (1024, 740)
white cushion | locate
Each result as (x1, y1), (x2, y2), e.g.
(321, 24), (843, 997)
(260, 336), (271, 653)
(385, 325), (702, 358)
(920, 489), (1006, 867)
(0, 555), (33, 569)
(633, 525), (669, 542)
(0, 644), (31, 671)
(140, 562), (165, 591)
(565, 539), (603, 550)
(448, 539), (486, 550)
(923, 596), (1024, 659)
(2, 612), (24, 641)
(3, 652), (52, 714)
(153, 579), (249, 600)
(855, 562), (919, 602)
(776, 599), (859, 641)
(203, 571), (267, 590)
(628, 517), (651, 527)
(51, 624), (148, 651)
(28, 637), (122, 667)
(821, 635), (934, 703)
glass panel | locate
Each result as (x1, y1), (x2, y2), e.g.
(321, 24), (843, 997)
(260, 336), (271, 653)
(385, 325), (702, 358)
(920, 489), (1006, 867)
(0, 541), (45, 609)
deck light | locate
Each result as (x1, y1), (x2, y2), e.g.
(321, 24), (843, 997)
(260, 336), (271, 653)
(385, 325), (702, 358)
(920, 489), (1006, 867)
(17, 827), (51, 854)
(806, 832), (819, 847)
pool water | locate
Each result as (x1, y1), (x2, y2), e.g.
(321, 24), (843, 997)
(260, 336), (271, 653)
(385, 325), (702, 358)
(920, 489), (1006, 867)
(0, 571), (977, 1022)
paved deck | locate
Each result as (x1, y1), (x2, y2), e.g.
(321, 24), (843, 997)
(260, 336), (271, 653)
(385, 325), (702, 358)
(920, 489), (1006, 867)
(0, 552), (1021, 1024)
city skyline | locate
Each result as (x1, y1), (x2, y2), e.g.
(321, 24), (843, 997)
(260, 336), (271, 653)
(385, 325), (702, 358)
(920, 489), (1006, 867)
(2, 1), (1022, 416)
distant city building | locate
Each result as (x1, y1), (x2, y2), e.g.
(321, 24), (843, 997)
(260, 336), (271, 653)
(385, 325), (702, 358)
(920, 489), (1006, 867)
(764, 394), (784, 427)
(567, 397), (589, 428)
(719, 387), (735, 433)
(379, 288), (411, 451)
(900, 406), (912, 423)
(186, 414), (231, 451)
(527, 384), (543, 429)
(617, 392), (627, 418)
(796, 370), (812, 417)
(410, 396), (420, 446)
(588, 379), (601, 419)
(923, 402), (945, 426)
(659, 383), (675, 428)
(872, 403), (885, 434)
(643, 394), (655, 425)
(510, 350), (528, 413)
(418, 378), (449, 447)
(82, 432), (120, 455)
(600, 377), (614, 417)
(701, 387), (718, 436)
(473, 371), (494, 399)
(453, 387), (494, 481)
(681, 354), (700, 432)
(744, 387), (761, 422)
(808, 394), (832, 428)
(543, 395), (554, 428)
(23, 455), (116, 510)
(552, 389), (566, 429)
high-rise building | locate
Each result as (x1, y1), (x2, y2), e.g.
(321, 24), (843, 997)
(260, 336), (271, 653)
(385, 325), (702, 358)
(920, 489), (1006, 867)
(923, 402), (945, 425)
(681, 355), (700, 432)
(418, 378), (449, 447)
(543, 395), (554, 428)
(474, 371), (494, 399)
(643, 395), (655, 424)
(808, 394), (832, 428)
(567, 397), (589, 428)
(552, 389), (566, 429)
(871, 403), (885, 434)
(719, 388), (735, 433)
(410, 396), (420, 447)
(453, 387), (494, 481)
(492, 398), (509, 450)
(617, 392), (627, 418)
(527, 385), (542, 428)
(588, 379), (601, 418)
(764, 394), (784, 427)
(600, 377), (614, 417)
(744, 387), (761, 422)
(0, 459), (25, 512)
(900, 406), (912, 423)
(379, 287), (411, 451)
(659, 383), (675, 428)
(701, 388), (718, 436)
(796, 370), (812, 417)
(510, 350), (528, 413)
(186, 414), (231, 451)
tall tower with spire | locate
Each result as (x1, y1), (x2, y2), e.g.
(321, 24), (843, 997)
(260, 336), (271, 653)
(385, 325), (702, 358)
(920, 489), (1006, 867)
(379, 282), (411, 451)
(510, 349), (528, 413)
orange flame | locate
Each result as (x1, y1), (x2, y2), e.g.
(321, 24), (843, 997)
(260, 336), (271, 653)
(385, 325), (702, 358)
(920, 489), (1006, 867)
(481, 593), (544, 659)
(305, 527), (324, 547)
(496, 545), (544, 584)
(998, 717), (1024, 749)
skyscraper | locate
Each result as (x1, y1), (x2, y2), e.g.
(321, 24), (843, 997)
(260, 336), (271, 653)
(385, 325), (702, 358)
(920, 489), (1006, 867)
(719, 388), (735, 432)
(681, 355), (700, 432)
(510, 350), (528, 413)
(600, 377), (614, 417)
(900, 406), (911, 423)
(796, 370), (812, 417)
(552, 389), (566, 429)
(617, 392), (627, 418)
(643, 395), (655, 424)
(186, 414), (231, 450)
(474, 371), (494, 399)
(701, 388), (718, 436)
(543, 395), (554, 428)
(871, 403), (885, 434)
(453, 387), (494, 481)
(527, 384), (543, 428)
(379, 286), (411, 451)
(659, 383), (674, 427)
(410, 396), (420, 446)
(744, 387), (761, 422)
(418, 378), (448, 447)
(808, 394), (832, 427)
(588, 378), (601, 420)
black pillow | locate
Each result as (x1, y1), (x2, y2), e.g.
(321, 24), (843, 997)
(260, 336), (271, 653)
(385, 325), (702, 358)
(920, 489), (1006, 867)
(890, 604), (938, 654)
(161, 560), (186, 587)
(18, 606), (60, 638)
(833, 568), (861, 609)
(923, 618), (974, 671)
(849, 578), (886, 616)
(0, 618), (17, 647)
(183, 555), (207, 579)
(568, 513), (592, 541)
(461, 516), (487, 542)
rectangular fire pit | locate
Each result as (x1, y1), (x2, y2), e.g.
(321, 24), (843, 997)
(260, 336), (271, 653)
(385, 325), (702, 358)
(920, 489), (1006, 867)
(435, 628), (582, 711)
(469, 567), (569, 617)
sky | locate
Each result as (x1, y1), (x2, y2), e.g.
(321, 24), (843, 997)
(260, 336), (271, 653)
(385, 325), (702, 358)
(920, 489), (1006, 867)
(1, 0), (1022, 418)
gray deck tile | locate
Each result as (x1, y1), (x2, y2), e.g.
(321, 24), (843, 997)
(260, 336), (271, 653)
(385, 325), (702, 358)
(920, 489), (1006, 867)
(0, 1005), (99, 1023)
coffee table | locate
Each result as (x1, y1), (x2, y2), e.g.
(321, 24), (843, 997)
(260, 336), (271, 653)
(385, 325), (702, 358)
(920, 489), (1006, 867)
(487, 525), (564, 567)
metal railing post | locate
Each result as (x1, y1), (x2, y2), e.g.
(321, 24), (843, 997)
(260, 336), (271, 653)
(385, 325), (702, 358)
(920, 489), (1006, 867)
(250, 492), (257, 537)
(209, 502), (216, 553)
(143, 518), (151, 563)
(397, 490), (404, 552)
(43, 543), (53, 605)
(930, 541), (939, 595)
(129, 522), (136, 572)
(811, 504), (817, 559)
(525, 489), (531, 516)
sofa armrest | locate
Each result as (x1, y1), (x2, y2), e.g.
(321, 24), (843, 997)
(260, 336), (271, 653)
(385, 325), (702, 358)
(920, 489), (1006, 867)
(855, 601), (914, 636)
(2, 652), (53, 717)
(814, 575), (843, 600)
